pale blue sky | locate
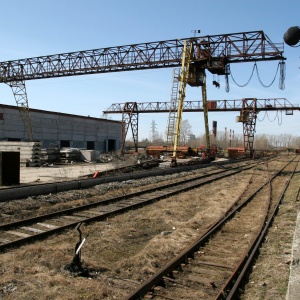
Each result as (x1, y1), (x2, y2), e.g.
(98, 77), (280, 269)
(0, 0), (299, 140)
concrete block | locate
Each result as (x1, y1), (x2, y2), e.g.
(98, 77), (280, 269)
(80, 150), (97, 162)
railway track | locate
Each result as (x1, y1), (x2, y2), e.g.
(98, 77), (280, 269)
(124, 156), (299, 299)
(0, 160), (259, 253)
(0, 159), (225, 202)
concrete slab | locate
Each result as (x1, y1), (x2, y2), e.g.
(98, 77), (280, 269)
(17, 162), (115, 185)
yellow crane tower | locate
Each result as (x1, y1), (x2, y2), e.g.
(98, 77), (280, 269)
(171, 39), (212, 166)
(171, 41), (193, 165)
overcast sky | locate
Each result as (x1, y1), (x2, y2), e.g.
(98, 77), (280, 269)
(0, 0), (299, 140)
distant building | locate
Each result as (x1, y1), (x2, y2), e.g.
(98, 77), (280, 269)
(0, 104), (121, 153)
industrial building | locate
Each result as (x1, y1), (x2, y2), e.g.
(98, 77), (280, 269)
(0, 103), (121, 153)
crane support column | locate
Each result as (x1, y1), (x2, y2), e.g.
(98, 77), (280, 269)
(166, 68), (180, 146)
(201, 74), (211, 154)
(120, 102), (138, 154)
(6, 80), (34, 141)
(172, 41), (193, 161)
(237, 98), (257, 157)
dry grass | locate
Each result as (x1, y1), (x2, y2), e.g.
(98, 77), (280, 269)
(0, 171), (251, 299)
(240, 162), (300, 300)
(1, 157), (297, 299)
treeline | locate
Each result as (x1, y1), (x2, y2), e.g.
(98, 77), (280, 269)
(134, 133), (300, 150)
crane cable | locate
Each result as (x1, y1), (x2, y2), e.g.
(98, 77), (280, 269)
(225, 61), (286, 91)
(278, 110), (283, 126)
(279, 61), (286, 90)
(257, 110), (283, 125)
(257, 111), (267, 122)
(225, 64), (230, 92)
(230, 63), (256, 87)
(267, 110), (279, 122)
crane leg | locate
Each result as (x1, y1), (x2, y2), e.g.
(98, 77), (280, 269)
(120, 102), (138, 154)
(6, 80), (34, 141)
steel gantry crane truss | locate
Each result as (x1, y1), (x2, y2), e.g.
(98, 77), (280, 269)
(105, 98), (299, 113)
(166, 68), (181, 146)
(120, 102), (138, 154)
(0, 31), (285, 141)
(103, 98), (299, 155)
(236, 98), (258, 156)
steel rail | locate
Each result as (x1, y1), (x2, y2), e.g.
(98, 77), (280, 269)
(124, 156), (296, 300)
(0, 158), (252, 202)
(220, 157), (300, 299)
(0, 162), (256, 253)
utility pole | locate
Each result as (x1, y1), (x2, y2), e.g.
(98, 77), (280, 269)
(150, 120), (157, 142)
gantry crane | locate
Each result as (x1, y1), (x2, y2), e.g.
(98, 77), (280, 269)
(170, 40), (211, 165)
(0, 31), (285, 144)
(103, 98), (299, 156)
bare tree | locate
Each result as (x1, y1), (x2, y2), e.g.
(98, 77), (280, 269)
(180, 120), (192, 145)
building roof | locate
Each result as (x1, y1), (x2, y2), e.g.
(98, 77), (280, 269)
(0, 103), (121, 124)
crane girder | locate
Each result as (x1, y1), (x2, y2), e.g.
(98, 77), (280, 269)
(103, 98), (299, 114)
(0, 31), (284, 83)
(105, 98), (299, 156)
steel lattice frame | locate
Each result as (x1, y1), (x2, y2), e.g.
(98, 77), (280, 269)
(104, 98), (299, 113)
(241, 98), (257, 156)
(6, 80), (34, 141)
(0, 31), (284, 82)
(121, 102), (138, 154)
(105, 98), (299, 153)
(166, 68), (180, 146)
(0, 31), (285, 142)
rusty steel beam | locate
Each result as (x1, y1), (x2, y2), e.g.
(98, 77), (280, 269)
(103, 98), (300, 114)
(120, 102), (138, 154)
(238, 98), (258, 156)
(106, 98), (299, 155)
(0, 31), (284, 83)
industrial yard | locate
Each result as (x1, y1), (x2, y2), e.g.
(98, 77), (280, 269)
(0, 154), (299, 300)
(1, 1), (300, 299)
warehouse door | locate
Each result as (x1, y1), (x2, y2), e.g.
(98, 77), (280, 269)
(108, 139), (116, 152)
(0, 152), (20, 185)
(87, 141), (95, 150)
(105, 139), (116, 152)
(60, 140), (70, 148)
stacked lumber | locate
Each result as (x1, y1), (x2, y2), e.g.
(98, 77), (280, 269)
(0, 141), (42, 167)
